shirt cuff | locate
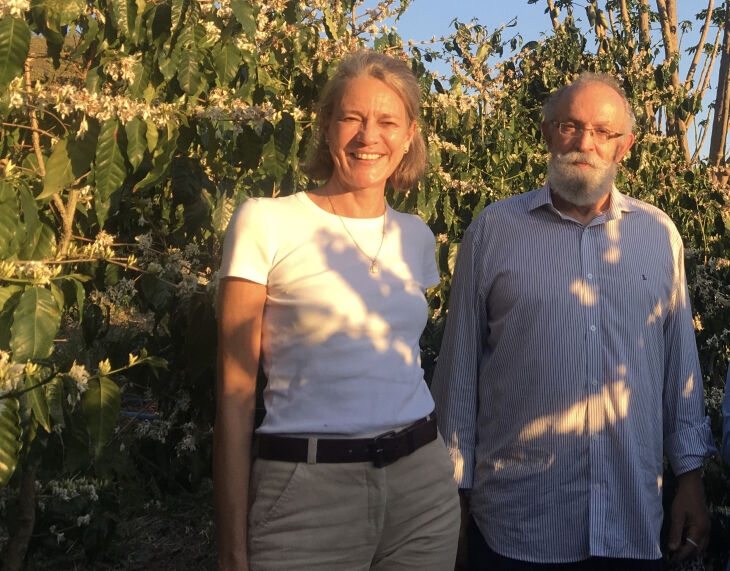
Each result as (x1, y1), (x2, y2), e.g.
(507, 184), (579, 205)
(664, 416), (717, 475)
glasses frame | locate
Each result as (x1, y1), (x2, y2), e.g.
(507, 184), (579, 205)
(551, 121), (625, 144)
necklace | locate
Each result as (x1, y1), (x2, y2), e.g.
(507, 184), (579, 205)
(326, 193), (386, 274)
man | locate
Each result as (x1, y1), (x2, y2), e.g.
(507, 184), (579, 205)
(432, 73), (716, 569)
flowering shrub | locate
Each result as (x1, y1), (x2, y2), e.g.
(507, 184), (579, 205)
(0, 0), (728, 566)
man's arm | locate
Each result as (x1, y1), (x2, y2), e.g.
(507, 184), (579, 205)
(431, 225), (485, 488)
(661, 238), (716, 561)
(214, 278), (266, 571)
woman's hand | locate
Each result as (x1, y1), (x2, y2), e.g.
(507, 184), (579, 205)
(214, 277), (267, 570)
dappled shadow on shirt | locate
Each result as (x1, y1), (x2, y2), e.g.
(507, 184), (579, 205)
(256, 221), (435, 436)
(433, 189), (708, 559)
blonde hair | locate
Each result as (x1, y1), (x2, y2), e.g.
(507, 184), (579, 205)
(302, 50), (427, 191)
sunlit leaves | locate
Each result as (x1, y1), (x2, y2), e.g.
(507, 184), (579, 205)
(262, 112), (296, 182)
(94, 119), (127, 227)
(177, 48), (202, 96)
(111, 0), (130, 37)
(9, 287), (61, 361)
(0, 17), (30, 88)
(125, 118), (147, 171)
(134, 122), (178, 191)
(214, 43), (241, 87)
(230, 0), (256, 39)
(23, 373), (50, 433)
(40, 139), (74, 200)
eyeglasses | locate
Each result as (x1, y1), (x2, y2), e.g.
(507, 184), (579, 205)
(551, 121), (625, 144)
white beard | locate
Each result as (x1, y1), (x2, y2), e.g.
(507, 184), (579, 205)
(548, 151), (618, 206)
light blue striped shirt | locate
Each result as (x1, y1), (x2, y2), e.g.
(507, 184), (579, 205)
(432, 184), (715, 562)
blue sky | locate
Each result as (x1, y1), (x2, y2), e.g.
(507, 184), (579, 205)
(392, 0), (550, 43)
(390, 1), (701, 47)
(383, 1), (716, 156)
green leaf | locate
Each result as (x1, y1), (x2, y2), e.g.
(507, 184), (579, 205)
(0, 397), (22, 487)
(18, 185), (38, 241)
(39, 138), (74, 200)
(9, 286), (61, 361)
(445, 107), (460, 130)
(448, 242), (460, 275)
(230, 0), (256, 39)
(322, 5), (339, 40)
(158, 46), (179, 82)
(94, 119), (127, 227)
(21, 222), (56, 260)
(68, 119), (101, 176)
(45, 376), (65, 428)
(177, 48), (202, 96)
(0, 196), (21, 259)
(274, 112), (295, 159)
(82, 376), (120, 458)
(23, 374), (50, 433)
(125, 118), (147, 171)
(211, 193), (235, 237)
(144, 119), (158, 152)
(134, 124), (179, 191)
(214, 42), (241, 87)
(111, 0), (130, 37)
(0, 286), (23, 350)
(0, 17), (30, 88)
(170, 0), (186, 36)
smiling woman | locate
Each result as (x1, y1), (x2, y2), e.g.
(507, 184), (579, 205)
(214, 50), (460, 571)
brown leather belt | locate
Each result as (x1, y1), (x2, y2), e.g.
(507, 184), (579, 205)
(255, 414), (437, 468)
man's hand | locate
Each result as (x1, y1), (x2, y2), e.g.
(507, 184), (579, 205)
(668, 469), (710, 563)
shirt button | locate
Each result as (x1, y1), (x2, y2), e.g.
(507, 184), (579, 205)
(586, 273), (593, 279)
(594, 483), (600, 490)
(591, 379), (598, 387)
(589, 325), (597, 332)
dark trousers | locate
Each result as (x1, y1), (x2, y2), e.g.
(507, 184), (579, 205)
(466, 516), (665, 571)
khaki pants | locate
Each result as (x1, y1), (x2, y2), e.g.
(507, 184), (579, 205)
(248, 437), (460, 570)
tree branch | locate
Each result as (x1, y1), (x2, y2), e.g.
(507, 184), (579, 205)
(684, 0), (714, 89)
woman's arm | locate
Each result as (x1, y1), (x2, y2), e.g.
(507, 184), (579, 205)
(214, 277), (267, 571)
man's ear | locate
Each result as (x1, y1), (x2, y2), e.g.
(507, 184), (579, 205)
(541, 121), (553, 147)
(614, 132), (635, 163)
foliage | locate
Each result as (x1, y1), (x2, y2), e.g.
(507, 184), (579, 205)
(0, 0), (728, 567)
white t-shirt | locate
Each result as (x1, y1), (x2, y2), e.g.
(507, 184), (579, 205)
(219, 192), (440, 435)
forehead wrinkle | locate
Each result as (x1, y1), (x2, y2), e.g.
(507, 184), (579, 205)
(556, 84), (627, 130)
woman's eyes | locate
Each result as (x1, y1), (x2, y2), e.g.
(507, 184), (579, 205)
(339, 116), (399, 126)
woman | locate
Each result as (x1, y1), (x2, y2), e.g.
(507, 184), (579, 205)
(215, 50), (460, 570)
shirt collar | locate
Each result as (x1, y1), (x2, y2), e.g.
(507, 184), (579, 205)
(529, 182), (636, 222)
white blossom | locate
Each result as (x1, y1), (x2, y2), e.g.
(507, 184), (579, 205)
(68, 362), (90, 393)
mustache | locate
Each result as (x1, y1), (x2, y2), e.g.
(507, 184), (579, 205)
(552, 152), (607, 169)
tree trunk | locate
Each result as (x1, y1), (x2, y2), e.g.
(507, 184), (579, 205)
(546, 0), (561, 31)
(656, 0), (690, 162)
(709, 1), (730, 170)
(618, 0), (634, 48)
(684, 0), (714, 88)
(638, 0), (651, 46)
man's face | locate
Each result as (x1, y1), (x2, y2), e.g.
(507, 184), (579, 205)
(541, 82), (635, 207)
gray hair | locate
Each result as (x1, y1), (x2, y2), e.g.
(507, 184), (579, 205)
(542, 72), (636, 133)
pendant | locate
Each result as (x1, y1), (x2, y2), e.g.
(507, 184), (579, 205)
(369, 260), (379, 274)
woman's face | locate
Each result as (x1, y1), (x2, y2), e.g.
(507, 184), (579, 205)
(325, 75), (415, 195)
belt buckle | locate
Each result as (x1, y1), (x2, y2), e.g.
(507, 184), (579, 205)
(371, 430), (397, 468)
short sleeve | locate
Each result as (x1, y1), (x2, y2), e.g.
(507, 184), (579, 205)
(422, 228), (440, 288)
(219, 198), (271, 284)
